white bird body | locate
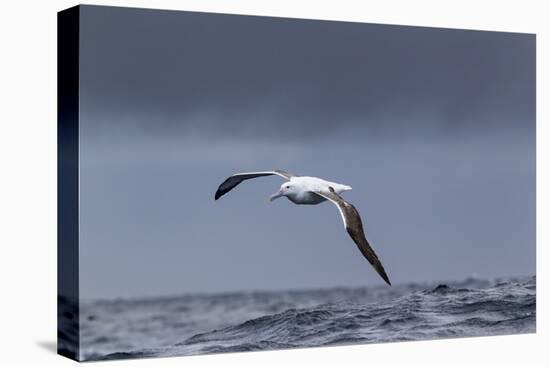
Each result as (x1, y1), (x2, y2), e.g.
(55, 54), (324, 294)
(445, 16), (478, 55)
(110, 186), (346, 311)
(279, 176), (352, 205)
(214, 169), (391, 285)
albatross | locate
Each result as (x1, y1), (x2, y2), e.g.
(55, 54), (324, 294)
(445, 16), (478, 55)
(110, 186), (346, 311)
(214, 170), (391, 285)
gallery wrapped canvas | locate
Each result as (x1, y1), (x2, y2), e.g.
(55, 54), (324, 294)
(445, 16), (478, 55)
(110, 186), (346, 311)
(58, 5), (536, 362)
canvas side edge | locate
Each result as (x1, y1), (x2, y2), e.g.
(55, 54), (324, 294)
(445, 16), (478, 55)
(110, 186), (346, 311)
(57, 5), (81, 362)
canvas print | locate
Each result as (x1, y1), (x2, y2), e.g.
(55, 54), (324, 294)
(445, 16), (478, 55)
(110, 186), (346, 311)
(57, 5), (536, 362)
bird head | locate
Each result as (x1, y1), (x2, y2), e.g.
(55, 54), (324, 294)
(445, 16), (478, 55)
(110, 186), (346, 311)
(269, 182), (295, 202)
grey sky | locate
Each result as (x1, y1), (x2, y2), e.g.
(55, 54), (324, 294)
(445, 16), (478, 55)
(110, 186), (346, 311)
(78, 5), (535, 300)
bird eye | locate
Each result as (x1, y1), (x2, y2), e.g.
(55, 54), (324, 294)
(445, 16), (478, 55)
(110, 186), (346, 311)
(286, 186), (290, 189)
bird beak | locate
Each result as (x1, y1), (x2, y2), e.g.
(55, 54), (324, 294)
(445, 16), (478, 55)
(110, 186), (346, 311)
(269, 190), (283, 202)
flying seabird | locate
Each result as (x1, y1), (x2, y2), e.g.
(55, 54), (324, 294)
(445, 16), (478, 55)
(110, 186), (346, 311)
(214, 170), (391, 285)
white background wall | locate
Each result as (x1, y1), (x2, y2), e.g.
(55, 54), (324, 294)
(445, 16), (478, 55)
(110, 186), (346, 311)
(0, 1), (547, 366)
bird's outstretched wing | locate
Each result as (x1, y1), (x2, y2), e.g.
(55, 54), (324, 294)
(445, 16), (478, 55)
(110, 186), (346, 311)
(314, 187), (391, 286)
(214, 170), (295, 200)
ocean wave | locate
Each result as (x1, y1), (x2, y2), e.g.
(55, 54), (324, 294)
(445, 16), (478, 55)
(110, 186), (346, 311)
(172, 277), (535, 354)
(90, 276), (535, 360)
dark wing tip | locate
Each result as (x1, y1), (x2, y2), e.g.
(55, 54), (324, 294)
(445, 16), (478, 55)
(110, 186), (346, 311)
(214, 182), (227, 200)
(378, 267), (392, 286)
(372, 257), (392, 286)
(344, 213), (392, 286)
(214, 177), (233, 200)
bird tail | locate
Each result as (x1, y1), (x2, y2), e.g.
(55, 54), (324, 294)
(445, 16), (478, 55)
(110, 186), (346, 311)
(340, 184), (352, 192)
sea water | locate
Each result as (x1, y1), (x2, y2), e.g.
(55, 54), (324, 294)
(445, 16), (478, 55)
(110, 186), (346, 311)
(74, 275), (535, 360)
